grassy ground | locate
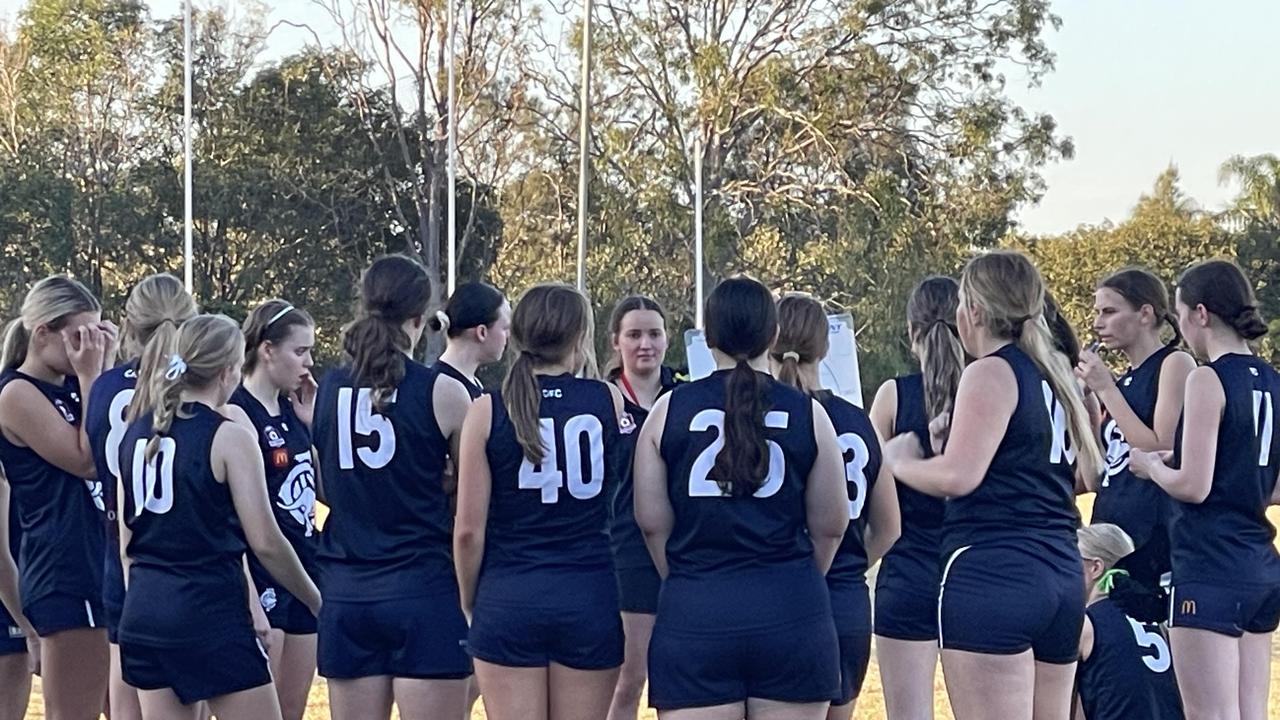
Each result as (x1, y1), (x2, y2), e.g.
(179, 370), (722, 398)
(21, 504), (1280, 718)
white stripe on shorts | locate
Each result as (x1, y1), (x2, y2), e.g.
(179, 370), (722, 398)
(937, 545), (973, 651)
(85, 600), (96, 628)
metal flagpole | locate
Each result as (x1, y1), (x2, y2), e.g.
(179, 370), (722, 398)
(694, 134), (704, 329)
(446, 0), (457, 295)
(183, 0), (194, 293)
(575, 0), (593, 292)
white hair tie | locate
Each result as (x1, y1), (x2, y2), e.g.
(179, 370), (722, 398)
(164, 354), (188, 381)
(782, 351), (801, 362)
(435, 310), (451, 332)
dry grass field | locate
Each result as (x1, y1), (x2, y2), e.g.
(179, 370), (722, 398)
(20, 503), (1280, 718)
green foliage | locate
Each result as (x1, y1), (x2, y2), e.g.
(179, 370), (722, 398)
(0, 0), (1276, 383)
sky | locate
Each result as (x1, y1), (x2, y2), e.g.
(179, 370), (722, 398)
(7, 0), (1278, 236)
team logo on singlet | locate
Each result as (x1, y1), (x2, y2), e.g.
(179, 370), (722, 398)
(53, 399), (76, 424)
(263, 425), (286, 448)
(7, 624), (23, 639)
(85, 479), (106, 512)
(124, 369), (137, 379)
(619, 412), (637, 435)
(277, 450), (317, 537)
(260, 587), (278, 612)
(1102, 418), (1130, 480)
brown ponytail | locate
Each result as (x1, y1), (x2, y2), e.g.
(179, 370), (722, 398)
(343, 255), (431, 410)
(503, 284), (593, 463)
(771, 293), (829, 396)
(907, 276), (964, 421)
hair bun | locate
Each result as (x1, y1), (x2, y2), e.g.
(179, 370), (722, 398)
(1232, 306), (1269, 340)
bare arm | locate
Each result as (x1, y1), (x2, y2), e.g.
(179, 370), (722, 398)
(0, 324), (116, 479)
(884, 357), (1016, 498)
(868, 379), (898, 447)
(634, 394), (674, 578)
(433, 376), (473, 514)
(218, 422), (321, 614)
(807, 400), (850, 574)
(864, 458), (901, 566)
(454, 394), (493, 619)
(0, 381), (98, 478)
(1130, 367), (1222, 504)
(1092, 351), (1195, 452)
(0, 480), (33, 639)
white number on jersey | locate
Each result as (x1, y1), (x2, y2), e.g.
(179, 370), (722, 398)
(1126, 616), (1172, 673)
(1253, 390), (1274, 468)
(336, 388), (396, 470)
(688, 409), (789, 499)
(518, 414), (605, 504)
(1101, 418), (1130, 488)
(838, 432), (870, 519)
(1042, 381), (1075, 465)
(105, 389), (136, 484)
(130, 437), (175, 517)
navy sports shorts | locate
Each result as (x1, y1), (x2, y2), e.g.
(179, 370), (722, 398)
(938, 542), (1084, 664)
(828, 578), (871, 706)
(25, 592), (105, 637)
(318, 594), (471, 680)
(469, 571), (624, 670)
(874, 544), (943, 642)
(1169, 581), (1280, 637)
(647, 613), (841, 710)
(874, 563), (941, 642)
(256, 583), (317, 635)
(121, 631), (271, 704)
(616, 563), (661, 615)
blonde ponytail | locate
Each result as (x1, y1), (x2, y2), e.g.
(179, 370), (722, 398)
(1, 320), (28, 371)
(1018, 316), (1103, 482)
(961, 250), (1102, 483)
(130, 315), (243, 460)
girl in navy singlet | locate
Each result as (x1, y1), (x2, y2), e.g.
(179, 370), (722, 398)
(884, 251), (1104, 720)
(312, 255), (473, 720)
(429, 282), (511, 399)
(632, 276), (849, 719)
(428, 281), (511, 716)
(1074, 524), (1184, 720)
(0, 477), (34, 720)
(604, 294), (679, 720)
(119, 314), (319, 718)
(455, 283), (627, 720)
(1077, 269), (1194, 598)
(867, 276), (962, 720)
(231, 299), (320, 720)
(0, 275), (118, 718)
(1129, 260), (1280, 720)
(85, 272), (198, 720)
(772, 293), (900, 720)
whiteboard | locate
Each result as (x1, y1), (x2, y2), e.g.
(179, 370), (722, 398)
(683, 313), (864, 407)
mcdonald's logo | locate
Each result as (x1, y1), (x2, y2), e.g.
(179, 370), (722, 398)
(1181, 600), (1197, 615)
